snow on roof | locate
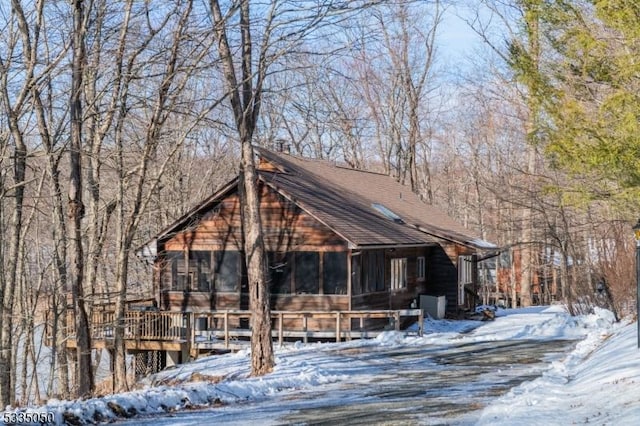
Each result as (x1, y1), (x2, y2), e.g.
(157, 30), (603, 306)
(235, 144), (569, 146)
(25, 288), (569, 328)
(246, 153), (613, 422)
(469, 238), (499, 249)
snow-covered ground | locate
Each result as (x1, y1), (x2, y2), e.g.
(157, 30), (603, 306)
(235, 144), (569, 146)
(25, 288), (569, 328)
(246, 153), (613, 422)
(11, 305), (640, 425)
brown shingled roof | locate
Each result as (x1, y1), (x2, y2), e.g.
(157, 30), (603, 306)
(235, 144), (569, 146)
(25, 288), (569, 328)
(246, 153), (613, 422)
(256, 148), (491, 249)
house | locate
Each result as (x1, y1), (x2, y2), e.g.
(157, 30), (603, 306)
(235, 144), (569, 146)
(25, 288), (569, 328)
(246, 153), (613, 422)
(493, 245), (568, 306)
(54, 147), (498, 376)
(139, 147), (496, 318)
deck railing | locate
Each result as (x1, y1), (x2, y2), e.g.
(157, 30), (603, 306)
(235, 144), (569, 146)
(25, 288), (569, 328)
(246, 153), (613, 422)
(65, 308), (424, 351)
(68, 309), (190, 341)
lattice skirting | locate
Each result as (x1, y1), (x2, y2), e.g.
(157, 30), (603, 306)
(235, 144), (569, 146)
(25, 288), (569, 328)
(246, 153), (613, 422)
(134, 351), (163, 378)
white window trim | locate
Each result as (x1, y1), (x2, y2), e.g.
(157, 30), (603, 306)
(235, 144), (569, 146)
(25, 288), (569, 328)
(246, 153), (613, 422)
(390, 258), (407, 290)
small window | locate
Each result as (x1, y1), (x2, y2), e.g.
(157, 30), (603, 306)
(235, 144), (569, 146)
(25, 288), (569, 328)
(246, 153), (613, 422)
(390, 258), (407, 290)
(371, 203), (404, 223)
(417, 256), (426, 281)
(351, 255), (362, 295)
(458, 255), (473, 285)
(162, 251), (186, 291)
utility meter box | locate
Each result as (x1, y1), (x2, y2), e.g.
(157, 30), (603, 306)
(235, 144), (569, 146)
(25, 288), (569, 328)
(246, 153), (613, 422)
(420, 295), (446, 319)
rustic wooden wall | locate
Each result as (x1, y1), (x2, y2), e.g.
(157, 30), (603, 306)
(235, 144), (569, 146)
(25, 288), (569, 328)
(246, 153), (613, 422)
(157, 182), (349, 311)
(162, 183), (346, 252)
(427, 242), (475, 312)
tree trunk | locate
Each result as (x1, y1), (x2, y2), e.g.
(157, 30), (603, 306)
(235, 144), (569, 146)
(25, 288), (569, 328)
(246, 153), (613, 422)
(113, 250), (129, 391)
(239, 142), (274, 375)
(69, 0), (94, 397)
(209, 0), (274, 376)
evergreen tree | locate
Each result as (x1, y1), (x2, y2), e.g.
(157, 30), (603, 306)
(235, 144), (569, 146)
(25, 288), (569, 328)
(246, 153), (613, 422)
(508, 1), (640, 204)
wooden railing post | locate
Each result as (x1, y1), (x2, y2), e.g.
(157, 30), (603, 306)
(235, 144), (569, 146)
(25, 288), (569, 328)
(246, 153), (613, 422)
(224, 310), (229, 349)
(394, 311), (400, 331)
(418, 309), (424, 336)
(278, 312), (283, 347)
(335, 312), (341, 342)
(191, 313), (196, 344)
(302, 315), (308, 343)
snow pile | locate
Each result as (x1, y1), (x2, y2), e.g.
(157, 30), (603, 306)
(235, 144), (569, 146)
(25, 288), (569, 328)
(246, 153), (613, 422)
(478, 308), (635, 425)
(468, 305), (614, 342)
(39, 345), (359, 425)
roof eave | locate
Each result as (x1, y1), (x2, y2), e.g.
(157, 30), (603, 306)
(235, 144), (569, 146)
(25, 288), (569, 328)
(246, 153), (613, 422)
(412, 224), (497, 251)
(135, 177), (240, 255)
(349, 242), (437, 250)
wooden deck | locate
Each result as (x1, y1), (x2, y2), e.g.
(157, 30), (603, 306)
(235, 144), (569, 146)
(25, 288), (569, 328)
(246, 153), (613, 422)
(63, 309), (424, 356)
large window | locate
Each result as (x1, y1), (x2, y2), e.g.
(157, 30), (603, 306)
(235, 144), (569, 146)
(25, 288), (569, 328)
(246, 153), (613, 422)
(390, 258), (407, 290)
(214, 251), (240, 292)
(362, 250), (385, 292)
(269, 252), (292, 294)
(323, 252), (347, 294)
(294, 252), (319, 294)
(162, 250), (212, 291)
(162, 250), (240, 292)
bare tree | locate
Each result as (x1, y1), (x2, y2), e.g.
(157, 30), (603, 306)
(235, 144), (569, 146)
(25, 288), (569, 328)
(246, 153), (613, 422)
(208, 0), (381, 376)
(209, 0), (274, 375)
(68, 0), (94, 397)
(95, 0), (216, 391)
(0, 0), (59, 405)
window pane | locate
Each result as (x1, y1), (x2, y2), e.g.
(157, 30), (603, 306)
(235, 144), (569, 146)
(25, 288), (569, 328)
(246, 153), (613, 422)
(162, 251), (185, 291)
(375, 250), (385, 291)
(269, 252), (291, 294)
(294, 252), (319, 294)
(362, 250), (385, 293)
(190, 251), (212, 292)
(391, 258), (407, 290)
(214, 251), (239, 292)
(323, 252), (347, 294)
(351, 255), (361, 295)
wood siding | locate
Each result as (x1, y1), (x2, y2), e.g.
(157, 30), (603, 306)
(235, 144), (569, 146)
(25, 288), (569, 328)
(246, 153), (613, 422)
(162, 183), (346, 252)
(427, 242), (475, 312)
(157, 183), (349, 312)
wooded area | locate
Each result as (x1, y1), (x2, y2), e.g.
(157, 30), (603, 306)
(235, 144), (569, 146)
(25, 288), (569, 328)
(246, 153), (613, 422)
(0, 0), (636, 406)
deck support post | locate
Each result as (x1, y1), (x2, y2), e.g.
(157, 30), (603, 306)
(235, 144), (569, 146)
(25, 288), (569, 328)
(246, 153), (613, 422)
(186, 313), (194, 361)
(303, 315), (308, 343)
(224, 310), (229, 349)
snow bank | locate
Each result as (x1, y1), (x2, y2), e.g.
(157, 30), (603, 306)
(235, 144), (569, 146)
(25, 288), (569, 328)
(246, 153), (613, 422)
(477, 307), (632, 425)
